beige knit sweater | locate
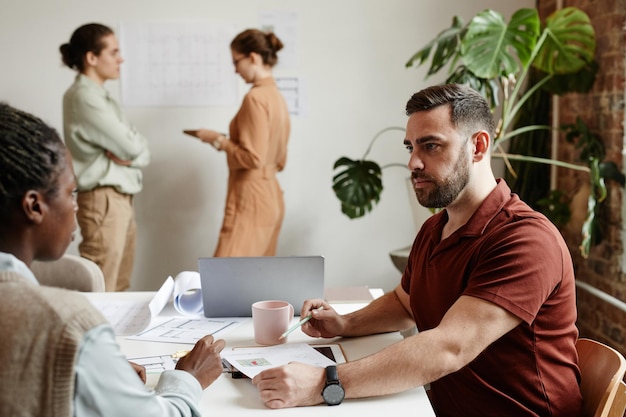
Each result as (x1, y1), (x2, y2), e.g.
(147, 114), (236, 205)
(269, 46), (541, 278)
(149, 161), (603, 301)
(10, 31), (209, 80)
(0, 271), (106, 416)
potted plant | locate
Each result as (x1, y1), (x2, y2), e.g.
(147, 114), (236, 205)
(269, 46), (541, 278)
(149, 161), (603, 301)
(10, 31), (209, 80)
(332, 6), (623, 258)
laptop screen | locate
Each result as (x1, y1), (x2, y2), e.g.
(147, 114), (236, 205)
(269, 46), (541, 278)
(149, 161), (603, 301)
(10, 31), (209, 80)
(198, 256), (325, 317)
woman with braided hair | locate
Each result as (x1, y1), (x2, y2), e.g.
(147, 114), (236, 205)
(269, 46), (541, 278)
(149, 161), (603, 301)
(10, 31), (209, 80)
(192, 28), (291, 257)
(0, 104), (77, 262)
(0, 103), (225, 416)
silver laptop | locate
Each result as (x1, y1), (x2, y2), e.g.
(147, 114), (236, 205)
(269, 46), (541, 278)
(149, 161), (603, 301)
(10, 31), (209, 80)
(198, 256), (324, 317)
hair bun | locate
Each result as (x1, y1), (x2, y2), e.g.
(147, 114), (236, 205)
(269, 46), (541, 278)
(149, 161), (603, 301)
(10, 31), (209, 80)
(265, 32), (284, 53)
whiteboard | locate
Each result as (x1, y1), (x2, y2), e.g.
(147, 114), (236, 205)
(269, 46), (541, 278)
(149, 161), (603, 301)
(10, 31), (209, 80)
(119, 21), (238, 107)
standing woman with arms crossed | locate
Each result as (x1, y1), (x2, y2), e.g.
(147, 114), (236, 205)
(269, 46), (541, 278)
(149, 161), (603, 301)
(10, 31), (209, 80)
(60, 23), (150, 291)
(194, 29), (291, 257)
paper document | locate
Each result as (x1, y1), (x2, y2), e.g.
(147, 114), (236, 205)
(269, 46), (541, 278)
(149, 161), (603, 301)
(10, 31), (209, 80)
(128, 354), (232, 374)
(325, 286), (374, 303)
(222, 343), (336, 379)
(88, 298), (154, 336)
(127, 316), (246, 344)
(127, 354), (181, 373)
(88, 271), (205, 336)
(170, 271), (204, 316)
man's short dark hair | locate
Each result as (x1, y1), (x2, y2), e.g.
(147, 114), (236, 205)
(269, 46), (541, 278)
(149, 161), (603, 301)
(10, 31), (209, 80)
(406, 84), (496, 139)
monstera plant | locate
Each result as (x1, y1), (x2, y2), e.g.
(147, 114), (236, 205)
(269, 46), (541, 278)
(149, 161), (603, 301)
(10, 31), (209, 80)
(332, 7), (623, 257)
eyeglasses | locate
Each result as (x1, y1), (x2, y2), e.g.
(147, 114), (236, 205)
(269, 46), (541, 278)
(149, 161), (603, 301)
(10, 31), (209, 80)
(232, 55), (249, 66)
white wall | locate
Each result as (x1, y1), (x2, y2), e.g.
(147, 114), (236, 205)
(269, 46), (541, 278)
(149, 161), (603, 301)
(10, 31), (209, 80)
(1, 0), (532, 291)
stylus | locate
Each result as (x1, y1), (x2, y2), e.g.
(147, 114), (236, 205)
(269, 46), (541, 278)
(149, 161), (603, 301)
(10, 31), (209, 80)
(279, 306), (325, 340)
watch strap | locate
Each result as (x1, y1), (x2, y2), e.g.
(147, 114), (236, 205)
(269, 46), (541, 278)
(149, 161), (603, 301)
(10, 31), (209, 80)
(326, 365), (339, 382)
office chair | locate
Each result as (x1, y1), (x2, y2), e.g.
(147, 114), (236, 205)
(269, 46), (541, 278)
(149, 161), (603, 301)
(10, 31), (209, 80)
(576, 338), (626, 417)
(608, 380), (626, 417)
(31, 253), (105, 292)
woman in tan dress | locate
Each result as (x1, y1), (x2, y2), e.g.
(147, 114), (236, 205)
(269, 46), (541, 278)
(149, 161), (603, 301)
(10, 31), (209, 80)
(195, 29), (290, 257)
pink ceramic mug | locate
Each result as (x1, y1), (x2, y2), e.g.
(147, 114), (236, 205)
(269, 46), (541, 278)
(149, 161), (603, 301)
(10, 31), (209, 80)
(252, 300), (295, 345)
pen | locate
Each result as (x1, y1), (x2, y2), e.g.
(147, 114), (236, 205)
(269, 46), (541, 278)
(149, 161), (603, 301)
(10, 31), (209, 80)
(279, 306), (325, 340)
(171, 350), (190, 359)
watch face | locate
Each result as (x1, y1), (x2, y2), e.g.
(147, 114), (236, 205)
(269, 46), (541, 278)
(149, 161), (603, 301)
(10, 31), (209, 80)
(323, 383), (345, 406)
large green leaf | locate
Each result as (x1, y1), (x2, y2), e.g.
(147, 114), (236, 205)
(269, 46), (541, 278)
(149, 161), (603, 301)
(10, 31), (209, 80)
(332, 157), (383, 219)
(580, 159), (605, 258)
(461, 8), (540, 79)
(446, 65), (500, 109)
(405, 15), (466, 77)
(541, 60), (598, 95)
(534, 7), (596, 74)
(599, 162), (626, 187)
(399, 6), (610, 257)
(563, 116), (606, 161)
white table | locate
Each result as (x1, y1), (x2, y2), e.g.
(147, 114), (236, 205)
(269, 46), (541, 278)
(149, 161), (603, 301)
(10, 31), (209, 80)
(86, 292), (435, 416)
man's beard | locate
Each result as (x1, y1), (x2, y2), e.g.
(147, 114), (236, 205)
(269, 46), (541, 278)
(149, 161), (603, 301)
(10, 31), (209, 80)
(412, 151), (470, 209)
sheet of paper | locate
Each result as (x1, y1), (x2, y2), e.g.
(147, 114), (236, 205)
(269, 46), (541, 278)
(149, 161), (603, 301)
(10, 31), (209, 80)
(127, 317), (247, 344)
(127, 354), (180, 373)
(222, 343), (336, 379)
(325, 286), (374, 303)
(150, 276), (174, 317)
(89, 299), (153, 336)
(259, 10), (298, 69)
(89, 272), (205, 336)
(128, 354), (231, 375)
(276, 76), (306, 116)
(119, 21), (237, 107)
(172, 271), (203, 316)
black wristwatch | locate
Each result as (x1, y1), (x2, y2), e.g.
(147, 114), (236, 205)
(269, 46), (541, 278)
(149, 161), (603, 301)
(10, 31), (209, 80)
(321, 365), (345, 406)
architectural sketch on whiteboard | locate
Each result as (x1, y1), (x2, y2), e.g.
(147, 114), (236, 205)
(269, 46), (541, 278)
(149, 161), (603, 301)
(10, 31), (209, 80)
(119, 22), (238, 107)
(259, 10), (298, 69)
(276, 76), (306, 117)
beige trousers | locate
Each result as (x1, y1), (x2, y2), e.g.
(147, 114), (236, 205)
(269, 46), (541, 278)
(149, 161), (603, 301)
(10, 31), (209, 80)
(76, 187), (136, 291)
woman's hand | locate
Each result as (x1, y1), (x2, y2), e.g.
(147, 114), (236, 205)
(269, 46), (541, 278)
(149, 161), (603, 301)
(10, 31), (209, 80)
(128, 361), (147, 384)
(106, 151), (132, 166)
(175, 334), (226, 389)
(195, 129), (222, 146)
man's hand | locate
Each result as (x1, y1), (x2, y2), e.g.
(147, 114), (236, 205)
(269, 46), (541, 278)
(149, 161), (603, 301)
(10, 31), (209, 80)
(299, 299), (346, 338)
(175, 335), (226, 389)
(129, 361), (147, 384)
(252, 363), (326, 408)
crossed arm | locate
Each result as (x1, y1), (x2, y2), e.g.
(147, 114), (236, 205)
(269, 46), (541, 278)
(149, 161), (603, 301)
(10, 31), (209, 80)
(73, 92), (150, 168)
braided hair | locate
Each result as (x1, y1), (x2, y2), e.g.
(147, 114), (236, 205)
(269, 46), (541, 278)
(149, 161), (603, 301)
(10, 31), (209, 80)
(0, 103), (66, 218)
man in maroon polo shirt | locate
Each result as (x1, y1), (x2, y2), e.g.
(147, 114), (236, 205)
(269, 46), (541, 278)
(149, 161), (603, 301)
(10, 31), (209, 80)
(252, 84), (583, 417)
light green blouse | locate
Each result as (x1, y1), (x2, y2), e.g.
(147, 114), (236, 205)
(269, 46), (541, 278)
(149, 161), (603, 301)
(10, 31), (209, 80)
(62, 74), (150, 194)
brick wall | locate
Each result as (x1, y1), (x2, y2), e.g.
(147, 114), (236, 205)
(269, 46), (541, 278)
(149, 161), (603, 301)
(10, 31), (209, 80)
(538, 0), (626, 355)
